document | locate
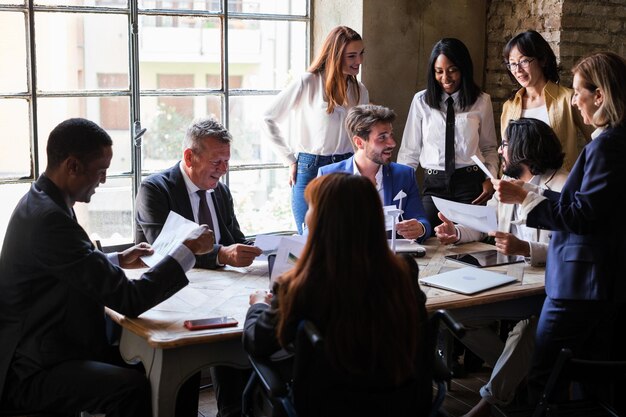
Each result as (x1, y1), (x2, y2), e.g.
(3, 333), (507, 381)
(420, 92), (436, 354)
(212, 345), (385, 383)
(253, 234), (283, 261)
(471, 155), (494, 179)
(141, 211), (207, 267)
(432, 196), (497, 234)
(270, 235), (307, 284)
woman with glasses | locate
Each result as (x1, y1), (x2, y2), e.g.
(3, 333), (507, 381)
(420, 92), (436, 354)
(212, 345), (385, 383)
(262, 26), (369, 234)
(502, 30), (592, 170)
(398, 38), (499, 233)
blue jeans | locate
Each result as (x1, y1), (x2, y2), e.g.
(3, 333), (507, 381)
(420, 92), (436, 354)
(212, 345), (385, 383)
(292, 152), (352, 234)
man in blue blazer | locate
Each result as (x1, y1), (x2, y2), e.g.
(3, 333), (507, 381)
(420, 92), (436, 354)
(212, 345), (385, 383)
(318, 104), (431, 241)
(0, 118), (213, 416)
(135, 118), (261, 269)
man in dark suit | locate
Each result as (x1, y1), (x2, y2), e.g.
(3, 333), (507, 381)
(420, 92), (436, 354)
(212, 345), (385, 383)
(135, 117), (261, 268)
(135, 118), (260, 417)
(0, 118), (214, 416)
(318, 104), (431, 241)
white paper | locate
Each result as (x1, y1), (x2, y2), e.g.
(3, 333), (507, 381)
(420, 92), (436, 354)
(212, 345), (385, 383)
(253, 234), (283, 261)
(141, 211), (206, 267)
(432, 196), (497, 234)
(383, 205), (402, 232)
(471, 155), (494, 179)
(270, 235), (307, 284)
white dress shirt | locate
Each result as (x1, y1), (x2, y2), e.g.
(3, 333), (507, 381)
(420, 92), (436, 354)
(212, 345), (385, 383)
(179, 161), (222, 244)
(398, 90), (499, 178)
(262, 71), (369, 164)
(352, 158), (384, 201)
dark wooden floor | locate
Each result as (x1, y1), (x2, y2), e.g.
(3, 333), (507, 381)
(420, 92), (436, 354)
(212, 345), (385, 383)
(197, 367), (490, 417)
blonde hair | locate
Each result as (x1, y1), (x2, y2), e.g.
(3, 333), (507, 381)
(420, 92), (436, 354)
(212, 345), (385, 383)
(308, 26), (363, 114)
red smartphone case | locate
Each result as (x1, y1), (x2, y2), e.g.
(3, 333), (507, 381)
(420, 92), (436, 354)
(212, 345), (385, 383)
(184, 316), (238, 331)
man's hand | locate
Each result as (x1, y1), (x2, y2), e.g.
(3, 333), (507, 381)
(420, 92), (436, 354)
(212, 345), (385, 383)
(396, 219), (425, 240)
(489, 231), (531, 257)
(118, 242), (154, 269)
(288, 162), (297, 187)
(434, 212), (459, 245)
(471, 178), (495, 205)
(491, 178), (527, 204)
(249, 290), (272, 306)
(218, 244), (263, 267)
(183, 225), (215, 255)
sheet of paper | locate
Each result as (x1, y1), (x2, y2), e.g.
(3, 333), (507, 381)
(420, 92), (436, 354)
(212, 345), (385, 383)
(383, 205), (402, 231)
(253, 234), (283, 261)
(432, 196), (497, 234)
(270, 235), (307, 284)
(471, 155), (494, 179)
(142, 211), (205, 267)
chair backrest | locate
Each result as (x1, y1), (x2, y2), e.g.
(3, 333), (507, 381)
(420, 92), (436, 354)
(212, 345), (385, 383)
(95, 240), (135, 254)
(533, 348), (626, 417)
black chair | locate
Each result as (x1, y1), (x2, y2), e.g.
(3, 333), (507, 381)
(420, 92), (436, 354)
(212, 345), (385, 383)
(492, 348), (626, 417)
(94, 240), (135, 253)
(242, 309), (465, 417)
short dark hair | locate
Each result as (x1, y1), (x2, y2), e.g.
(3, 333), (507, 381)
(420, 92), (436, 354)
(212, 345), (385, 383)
(503, 30), (560, 84)
(345, 104), (396, 140)
(425, 38), (481, 110)
(46, 118), (113, 169)
(505, 118), (564, 175)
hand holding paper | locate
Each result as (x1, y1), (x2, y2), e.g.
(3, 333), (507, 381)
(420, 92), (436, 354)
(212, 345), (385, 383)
(432, 196), (497, 234)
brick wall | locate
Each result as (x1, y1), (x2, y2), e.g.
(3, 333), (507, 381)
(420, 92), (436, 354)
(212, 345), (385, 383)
(484, 0), (626, 139)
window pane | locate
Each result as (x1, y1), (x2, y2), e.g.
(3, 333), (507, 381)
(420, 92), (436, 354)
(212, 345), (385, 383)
(0, 0), (25, 5)
(37, 97), (132, 175)
(0, 183), (31, 252)
(140, 0), (219, 13)
(139, 15), (221, 72)
(0, 12), (27, 93)
(140, 94), (221, 172)
(36, 12), (129, 91)
(0, 99), (30, 179)
(228, 20), (306, 90)
(229, 95), (280, 165)
(35, 0), (127, 8)
(75, 177), (133, 243)
(236, 0), (307, 15)
(229, 168), (294, 235)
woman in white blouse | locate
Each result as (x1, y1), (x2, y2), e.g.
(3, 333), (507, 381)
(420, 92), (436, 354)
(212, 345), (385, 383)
(398, 38), (498, 234)
(262, 26), (369, 234)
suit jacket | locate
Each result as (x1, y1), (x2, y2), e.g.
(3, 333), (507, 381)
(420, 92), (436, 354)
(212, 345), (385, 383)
(318, 157), (432, 241)
(456, 169), (569, 266)
(0, 175), (188, 398)
(527, 126), (626, 301)
(135, 163), (250, 269)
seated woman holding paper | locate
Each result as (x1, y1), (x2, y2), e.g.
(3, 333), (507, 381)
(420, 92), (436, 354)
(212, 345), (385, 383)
(243, 173), (432, 415)
(435, 118), (568, 417)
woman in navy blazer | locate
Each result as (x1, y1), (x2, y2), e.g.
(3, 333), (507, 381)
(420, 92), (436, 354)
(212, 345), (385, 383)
(492, 51), (626, 400)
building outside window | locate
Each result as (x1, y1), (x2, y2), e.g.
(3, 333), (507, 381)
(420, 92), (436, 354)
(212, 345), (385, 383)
(0, 0), (308, 248)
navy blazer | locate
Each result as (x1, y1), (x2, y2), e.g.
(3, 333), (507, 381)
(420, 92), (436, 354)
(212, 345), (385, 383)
(318, 157), (432, 240)
(527, 125), (626, 301)
(135, 163), (251, 269)
(0, 175), (188, 398)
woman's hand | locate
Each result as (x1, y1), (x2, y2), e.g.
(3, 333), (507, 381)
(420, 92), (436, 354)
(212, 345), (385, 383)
(471, 178), (495, 205)
(489, 231), (530, 257)
(288, 162), (297, 187)
(249, 290), (273, 306)
(491, 178), (527, 204)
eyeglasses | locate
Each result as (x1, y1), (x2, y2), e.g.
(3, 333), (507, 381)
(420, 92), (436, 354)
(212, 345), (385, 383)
(499, 140), (509, 149)
(505, 58), (534, 72)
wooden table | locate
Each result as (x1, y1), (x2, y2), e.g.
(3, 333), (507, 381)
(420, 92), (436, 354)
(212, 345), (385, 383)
(106, 240), (545, 417)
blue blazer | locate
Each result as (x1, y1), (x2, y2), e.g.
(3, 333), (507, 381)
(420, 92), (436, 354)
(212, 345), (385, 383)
(527, 125), (626, 301)
(318, 157), (432, 240)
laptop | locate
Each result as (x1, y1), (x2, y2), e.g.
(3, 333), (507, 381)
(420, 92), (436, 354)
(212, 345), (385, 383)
(418, 267), (517, 295)
(445, 249), (524, 268)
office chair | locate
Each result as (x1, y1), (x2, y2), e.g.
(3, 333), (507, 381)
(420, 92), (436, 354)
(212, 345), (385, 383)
(492, 348), (626, 417)
(242, 309), (465, 417)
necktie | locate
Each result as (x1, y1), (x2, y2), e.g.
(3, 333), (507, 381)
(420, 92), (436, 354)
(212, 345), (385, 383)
(196, 190), (215, 230)
(445, 96), (456, 178)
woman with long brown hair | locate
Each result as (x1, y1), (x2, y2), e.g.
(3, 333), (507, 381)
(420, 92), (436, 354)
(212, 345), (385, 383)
(262, 26), (369, 234)
(244, 173), (430, 415)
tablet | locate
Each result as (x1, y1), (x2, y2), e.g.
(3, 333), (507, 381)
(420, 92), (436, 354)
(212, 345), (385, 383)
(445, 249), (524, 268)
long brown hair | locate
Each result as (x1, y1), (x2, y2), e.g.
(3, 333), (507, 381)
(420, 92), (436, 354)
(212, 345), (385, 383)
(276, 173), (421, 385)
(308, 26), (363, 114)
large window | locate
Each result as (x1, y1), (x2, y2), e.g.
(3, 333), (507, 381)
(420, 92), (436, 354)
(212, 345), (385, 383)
(0, 0), (308, 247)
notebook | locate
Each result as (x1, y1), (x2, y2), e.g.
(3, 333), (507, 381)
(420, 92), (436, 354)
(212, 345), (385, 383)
(418, 267), (517, 295)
